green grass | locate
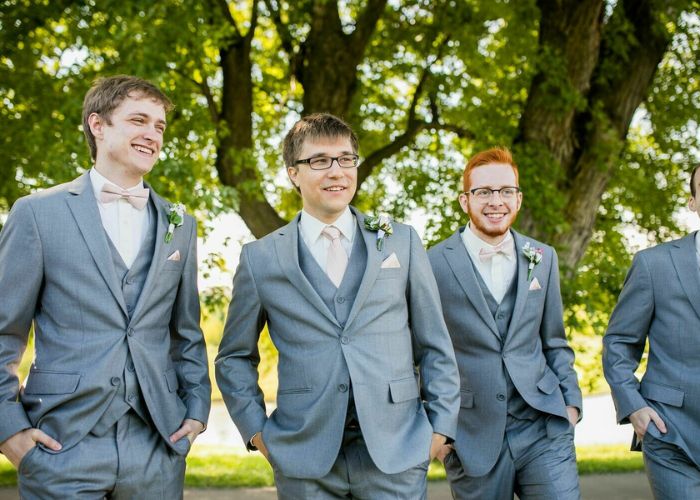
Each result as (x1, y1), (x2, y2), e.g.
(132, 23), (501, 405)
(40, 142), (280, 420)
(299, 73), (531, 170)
(0, 444), (644, 488)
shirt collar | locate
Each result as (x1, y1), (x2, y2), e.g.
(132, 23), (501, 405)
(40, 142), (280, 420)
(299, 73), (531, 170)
(90, 168), (145, 204)
(695, 231), (700, 256)
(461, 222), (514, 261)
(299, 206), (355, 244)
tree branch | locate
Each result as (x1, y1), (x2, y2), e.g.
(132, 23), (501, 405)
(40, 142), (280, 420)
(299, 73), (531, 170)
(264, 0), (294, 56)
(172, 68), (220, 124)
(216, 0), (241, 37)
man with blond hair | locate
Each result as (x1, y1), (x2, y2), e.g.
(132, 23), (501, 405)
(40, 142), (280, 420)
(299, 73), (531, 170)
(429, 147), (582, 499)
(0, 75), (210, 497)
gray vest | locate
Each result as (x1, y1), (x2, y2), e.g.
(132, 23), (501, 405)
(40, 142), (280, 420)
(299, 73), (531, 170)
(298, 225), (367, 425)
(470, 258), (540, 422)
(91, 202), (155, 436)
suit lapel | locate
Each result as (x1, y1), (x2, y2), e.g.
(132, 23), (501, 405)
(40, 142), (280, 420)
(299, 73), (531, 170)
(130, 188), (169, 323)
(65, 173), (128, 317)
(506, 231), (535, 341)
(443, 229), (500, 339)
(343, 209), (383, 331)
(274, 215), (341, 327)
(670, 233), (700, 321)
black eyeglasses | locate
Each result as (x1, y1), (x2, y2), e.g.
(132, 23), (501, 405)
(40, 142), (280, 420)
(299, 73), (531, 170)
(465, 186), (521, 201)
(294, 154), (360, 170)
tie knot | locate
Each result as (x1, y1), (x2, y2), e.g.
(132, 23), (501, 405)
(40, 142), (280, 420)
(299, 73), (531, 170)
(322, 225), (342, 241)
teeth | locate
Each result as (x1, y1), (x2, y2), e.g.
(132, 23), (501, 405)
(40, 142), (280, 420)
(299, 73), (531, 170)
(133, 145), (153, 154)
(325, 187), (344, 191)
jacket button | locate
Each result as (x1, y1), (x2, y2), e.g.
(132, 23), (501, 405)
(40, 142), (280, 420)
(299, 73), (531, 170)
(341, 336), (349, 345)
(497, 393), (505, 401)
(338, 384), (348, 392)
(127, 394), (136, 402)
(110, 377), (120, 386)
(336, 296), (345, 303)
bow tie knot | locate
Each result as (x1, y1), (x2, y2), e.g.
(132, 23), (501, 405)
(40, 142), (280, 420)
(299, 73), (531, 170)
(478, 240), (514, 262)
(99, 183), (150, 210)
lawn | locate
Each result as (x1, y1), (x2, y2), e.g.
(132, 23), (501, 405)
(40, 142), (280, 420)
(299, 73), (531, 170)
(0, 443), (644, 488)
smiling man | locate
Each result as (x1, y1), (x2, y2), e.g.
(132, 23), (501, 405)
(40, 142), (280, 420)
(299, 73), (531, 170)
(0, 75), (211, 497)
(216, 113), (460, 499)
(428, 147), (582, 499)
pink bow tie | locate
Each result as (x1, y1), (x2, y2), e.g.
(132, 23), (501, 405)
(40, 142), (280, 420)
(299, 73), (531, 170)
(99, 183), (150, 210)
(478, 241), (514, 262)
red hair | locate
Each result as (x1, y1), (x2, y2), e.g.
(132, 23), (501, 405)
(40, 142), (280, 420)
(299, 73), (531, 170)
(462, 147), (519, 192)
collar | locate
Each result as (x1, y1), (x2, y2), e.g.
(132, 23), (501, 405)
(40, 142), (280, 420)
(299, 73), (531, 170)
(695, 231), (700, 256)
(90, 168), (145, 205)
(299, 206), (355, 244)
(461, 222), (515, 261)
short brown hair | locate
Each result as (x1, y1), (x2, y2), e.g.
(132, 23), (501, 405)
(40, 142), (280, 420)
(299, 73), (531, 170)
(82, 75), (173, 160)
(462, 146), (519, 192)
(282, 113), (359, 169)
(690, 164), (700, 197)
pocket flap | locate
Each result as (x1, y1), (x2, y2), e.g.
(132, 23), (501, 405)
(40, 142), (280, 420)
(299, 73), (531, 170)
(536, 370), (560, 395)
(389, 377), (419, 403)
(24, 370), (80, 395)
(460, 390), (474, 409)
(640, 381), (684, 407)
(165, 368), (179, 393)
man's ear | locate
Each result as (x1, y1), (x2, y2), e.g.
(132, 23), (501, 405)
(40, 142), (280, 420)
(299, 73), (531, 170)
(287, 167), (299, 188)
(87, 113), (104, 139)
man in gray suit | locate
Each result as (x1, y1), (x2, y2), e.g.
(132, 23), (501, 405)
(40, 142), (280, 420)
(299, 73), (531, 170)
(428, 147), (582, 499)
(216, 113), (460, 499)
(603, 164), (700, 498)
(0, 75), (211, 498)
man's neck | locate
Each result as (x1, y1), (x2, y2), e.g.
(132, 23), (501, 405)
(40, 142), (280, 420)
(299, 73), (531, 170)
(94, 163), (142, 189)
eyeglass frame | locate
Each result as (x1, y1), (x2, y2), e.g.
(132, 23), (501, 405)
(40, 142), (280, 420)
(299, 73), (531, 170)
(463, 186), (522, 200)
(294, 154), (360, 171)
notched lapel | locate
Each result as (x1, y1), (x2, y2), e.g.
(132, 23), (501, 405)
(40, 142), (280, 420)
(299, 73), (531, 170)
(443, 230), (500, 339)
(670, 234), (700, 321)
(65, 174), (128, 317)
(506, 231), (535, 341)
(275, 216), (340, 327)
(343, 210), (383, 331)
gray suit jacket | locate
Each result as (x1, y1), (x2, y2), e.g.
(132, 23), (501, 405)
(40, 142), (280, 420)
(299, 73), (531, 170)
(215, 208), (460, 479)
(0, 173), (211, 454)
(603, 232), (700, 465)
(428, 228), (582, 476)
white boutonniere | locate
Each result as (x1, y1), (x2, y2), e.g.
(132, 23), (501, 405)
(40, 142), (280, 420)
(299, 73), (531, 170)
(165, 203), (185, 243)
(364, 214), (393, 251)
(522, 242), (544, 280)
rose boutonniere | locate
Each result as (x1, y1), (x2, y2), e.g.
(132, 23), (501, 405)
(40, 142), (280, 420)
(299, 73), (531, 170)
(522, 242), (543, 280)
(364, 214), (393, 251)
(165, 203), (185, 243)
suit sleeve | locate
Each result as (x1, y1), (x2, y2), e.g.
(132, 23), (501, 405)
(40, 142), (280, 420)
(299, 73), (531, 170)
(406, 227), (460, 439)
(168, 216), (212, 426)
(0, 199), (42, 442)
(602, 252), (654, 423)
(540, 248), (582, 417)
(215, 244), (268, 448)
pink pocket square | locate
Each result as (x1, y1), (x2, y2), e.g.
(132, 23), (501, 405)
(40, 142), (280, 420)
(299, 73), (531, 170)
(528, 277), (541, 291)
(167, 250), (181, 262)
(381, 252), (401, 269)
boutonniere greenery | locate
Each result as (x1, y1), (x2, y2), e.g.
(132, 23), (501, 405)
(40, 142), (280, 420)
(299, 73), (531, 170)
(364, 214), (393, 251)
(522, 242), (543, 281)
(165, 203), (185, 243)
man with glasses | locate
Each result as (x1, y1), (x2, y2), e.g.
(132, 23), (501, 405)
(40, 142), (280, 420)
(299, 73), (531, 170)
(216, 113), (460, 498)
(428, 147), (582, 499)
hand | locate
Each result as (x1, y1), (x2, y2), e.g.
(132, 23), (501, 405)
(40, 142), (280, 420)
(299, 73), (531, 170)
(566, 406), (579, 427)
(251, 432), (270, 461)
(0, 428), (62, 469)
(429, 433), (447, 461)
(169, 418), (205, 446)
(629, 406), (667, 439)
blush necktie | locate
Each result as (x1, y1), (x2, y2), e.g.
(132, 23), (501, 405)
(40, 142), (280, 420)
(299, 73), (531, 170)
(99, 183), (150, 210)
(478, 240), (514, 263)
(322, 226), (348, 287)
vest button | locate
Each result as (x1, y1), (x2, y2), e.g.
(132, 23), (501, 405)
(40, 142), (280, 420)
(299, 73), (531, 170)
(341, 336), (350, 345)
(127, 362), (135, 372)
(338, 384), (348, 392)
(127, 394), (136, 402)
(127, 328), (134, 337)
(496, 393), (505, 401)
(336, 296), (345, 303)
(110, 377), (120, 386)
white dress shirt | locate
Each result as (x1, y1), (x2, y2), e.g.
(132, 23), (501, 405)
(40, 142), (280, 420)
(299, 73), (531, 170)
(461, 223), (516, 304)
(695, 232), (700, 268)
(90, 168), (150, 268)
(298, 207), (356, 271)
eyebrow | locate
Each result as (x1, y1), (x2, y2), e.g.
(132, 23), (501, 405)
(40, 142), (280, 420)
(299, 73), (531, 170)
(307, 150), (355, 158)
(128, 112), (167, 127)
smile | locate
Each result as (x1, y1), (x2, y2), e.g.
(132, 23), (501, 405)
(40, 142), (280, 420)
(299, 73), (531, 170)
(132, 144), (155, 155)
(324, 186), (346, 192)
